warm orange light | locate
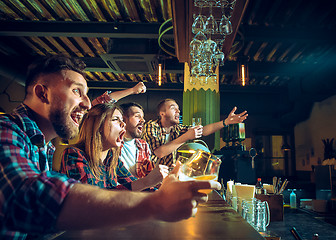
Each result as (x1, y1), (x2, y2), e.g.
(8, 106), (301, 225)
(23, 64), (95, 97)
(241, 64), (246, 86)
(158, 63), (162, 86)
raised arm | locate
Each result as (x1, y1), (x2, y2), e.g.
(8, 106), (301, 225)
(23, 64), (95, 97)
(92, 82), (146, 106)
(152, 126), (203, 158)
(107, 82), (146, 101)
(202, 107), (248, 136)
(143, 121), (203, 159)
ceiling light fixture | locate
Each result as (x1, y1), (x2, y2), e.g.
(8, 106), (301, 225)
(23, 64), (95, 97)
(238, 62), (248, 86)
(241, 64), (246, 86)
(237, 56), (249, 86)
(152, 54), (167, 86)
(158, 63), (163, 86)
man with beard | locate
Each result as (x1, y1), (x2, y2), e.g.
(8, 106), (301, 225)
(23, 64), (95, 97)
(0, 55), (220, 239)
(142, 99), (248, 167)
(119, 102), (168, 181)
(51, 81), (147, 171)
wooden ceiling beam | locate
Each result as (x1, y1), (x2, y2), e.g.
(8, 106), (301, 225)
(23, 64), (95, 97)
(0, 21), (171, 38)
(171, 0), (191, 63)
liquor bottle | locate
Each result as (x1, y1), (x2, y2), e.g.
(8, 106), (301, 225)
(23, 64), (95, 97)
(290, 189), (297, 209)
(255, 178), (265, 195)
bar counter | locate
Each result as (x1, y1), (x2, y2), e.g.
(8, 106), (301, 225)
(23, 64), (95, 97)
(54, 191), (264, 240)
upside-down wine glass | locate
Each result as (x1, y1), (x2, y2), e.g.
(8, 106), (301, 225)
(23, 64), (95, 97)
(204, 3), (218, 35)
(219, 15), (233, 35)
(192, 3), (205, 34)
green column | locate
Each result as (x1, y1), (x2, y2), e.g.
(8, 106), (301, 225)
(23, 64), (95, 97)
(183, 63), (221, 151)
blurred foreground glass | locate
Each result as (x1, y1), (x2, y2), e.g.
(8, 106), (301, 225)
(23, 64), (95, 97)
(179, 150), (222, 194)
(176, 155), (189, 164)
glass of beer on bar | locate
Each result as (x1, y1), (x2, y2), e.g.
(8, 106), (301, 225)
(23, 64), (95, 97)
(179, 149), (221, 194)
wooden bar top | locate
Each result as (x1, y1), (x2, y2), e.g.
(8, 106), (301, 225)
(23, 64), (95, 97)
(55, 191), (264, 240)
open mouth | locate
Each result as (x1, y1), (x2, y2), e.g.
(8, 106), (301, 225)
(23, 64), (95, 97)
(70, 111), (84, 127)
(137, 124), (143, 133)
(117, 130), (126, 143)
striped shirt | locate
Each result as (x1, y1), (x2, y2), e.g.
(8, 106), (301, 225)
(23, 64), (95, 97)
(142, 119), (190, 167)
(60, 147), (136, 190)
(0, 104), (76, 240)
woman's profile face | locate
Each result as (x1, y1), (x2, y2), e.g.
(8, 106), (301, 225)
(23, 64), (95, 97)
(102, 109), (126, 150)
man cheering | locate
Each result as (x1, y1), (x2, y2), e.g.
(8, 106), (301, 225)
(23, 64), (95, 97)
(142, 98), (248, 167)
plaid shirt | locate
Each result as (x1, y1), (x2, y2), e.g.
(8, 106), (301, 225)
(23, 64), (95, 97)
(60, 147), (136, 190)
(0, 104), (76, 240)
(120, 138), (154, 178)
(142, 119), (190, 167)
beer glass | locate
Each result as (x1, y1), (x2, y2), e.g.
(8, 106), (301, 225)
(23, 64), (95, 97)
(192, 117), (202, 127)
(179, 150), (222, 194)
(241, 198), (270, 232)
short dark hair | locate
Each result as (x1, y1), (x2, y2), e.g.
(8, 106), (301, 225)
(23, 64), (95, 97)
(25, 54), (86, 95)
(119, 102), (144, 118)
(156, 98), (176, 116)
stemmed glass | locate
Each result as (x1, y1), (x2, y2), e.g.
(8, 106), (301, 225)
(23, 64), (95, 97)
(202, 38), (217, 56)
(207, 0), (218, 7)
(191, 63), (203, 78)
(192, 15), (204, 34)
(194, 31), (207, 42)
(217, 0), (229, 7)
(214, 39), (225, 51)
(192, 3), (205, 34)
(204, 3), (218, 35)
(201, 39), (216, 81)
(206, 62), (218, 84)
(219, 15), (232, 35)
(189, 0), (237, 84)
(218, 0), (233, 36)
(190, 38), (203, 56)
(194, 0), (206, 7)
(214, 50), (225, 66)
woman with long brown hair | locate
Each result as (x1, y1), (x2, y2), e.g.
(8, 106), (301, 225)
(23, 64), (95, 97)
(60, 103), (167, 191)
